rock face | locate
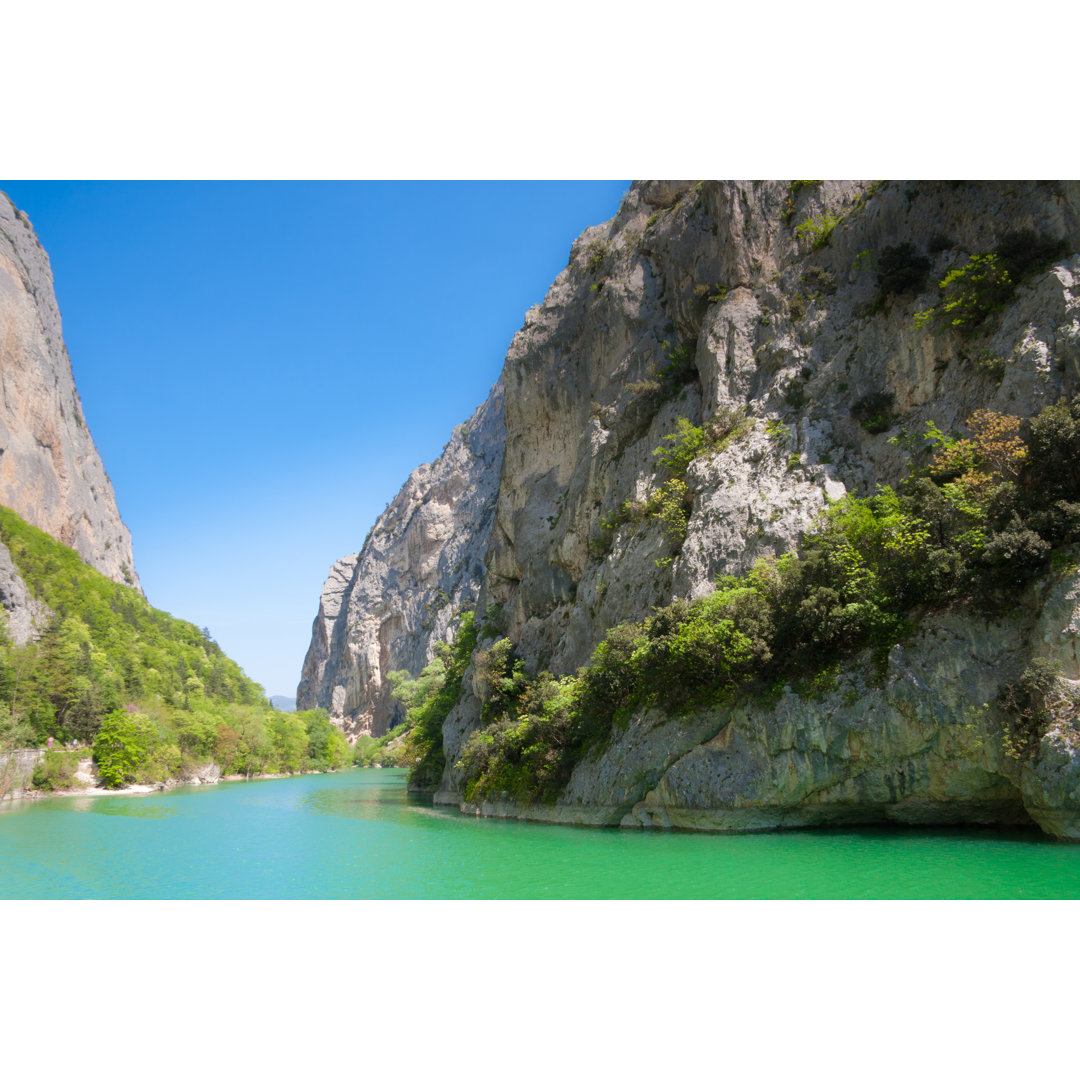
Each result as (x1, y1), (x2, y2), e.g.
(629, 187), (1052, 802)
(0, 192), (139, 592)
(311, 180), (1080, 837)
(297, 383), (504, 737)
(464, 557), (1080, 838)
(0, 539), (50, 645)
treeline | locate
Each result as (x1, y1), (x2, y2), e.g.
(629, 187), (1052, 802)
(453, 392), (1080, 805)
(0, 506), (349, 788)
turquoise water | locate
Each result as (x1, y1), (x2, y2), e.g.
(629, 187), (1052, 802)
(1, 768), (1078, 898)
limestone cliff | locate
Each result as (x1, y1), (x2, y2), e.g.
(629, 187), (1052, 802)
(442, 180), (1080, 837)
(297, 383), (504, 737)
(0, 192), (139, 595)
(309, 180), (1080, 837)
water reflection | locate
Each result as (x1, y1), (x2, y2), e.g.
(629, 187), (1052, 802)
(67, 796), (177, 817)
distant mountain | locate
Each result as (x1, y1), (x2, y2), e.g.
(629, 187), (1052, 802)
(270, 696), (296, 712)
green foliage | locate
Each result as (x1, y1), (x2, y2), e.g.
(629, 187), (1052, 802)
(353, 722), (409, 768)
(584, 240), (609, 275)
(269, 712), (309, 773)
(914, 230), (1067, 337)
(851, 391), (896, 434)
(876, 243), (931, 297)
(0, 506), (345, 787)
(795, 209), (841, 250)
(31, 750), (82, 792)
(782, 181), (821, 224)
(765, 418), (790, 443)
(783, 380), (807, 411)
(92, 709), (167, 787)
(653, 418), (705, 477)
(473, 635), (529, 722)
(972, 349), (1007, 380)
(625, 339), (698, 408)
(935, 253), (1013, 334)
(998, 658), (1065, 760)
(694, 282), (729, 304)
(380, 612), (478, 788)
(994, 229), (1068, 280)
(598, 407), (752, 561)
(458, 394), (1080, 807)
(0, 505), (264, 747)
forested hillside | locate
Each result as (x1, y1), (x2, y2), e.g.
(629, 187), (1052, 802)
(0, 506), (348, 788)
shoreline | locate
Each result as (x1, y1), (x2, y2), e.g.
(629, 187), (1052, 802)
(4, 766), (352, 802)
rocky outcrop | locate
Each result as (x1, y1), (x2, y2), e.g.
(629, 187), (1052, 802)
(0, 748), (44, 798)
(464, 556), (1078, 836)
(433, 180), (1080, 838)
(297, 382), (504, 737)
(0, 538), (50, 644)
(0, 192), (138, 590)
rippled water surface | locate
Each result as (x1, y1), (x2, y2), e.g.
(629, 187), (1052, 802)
(2, 768), (1078, 898)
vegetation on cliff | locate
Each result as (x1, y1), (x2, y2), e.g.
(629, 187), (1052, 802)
(0, 506), (349, 787)
(456, 392), (1080, 805)
(357, 611), (477, 787)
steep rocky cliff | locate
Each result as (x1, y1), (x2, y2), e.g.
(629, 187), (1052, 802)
(297, 383), (504, 737)
(0, 192), (139, 599)
(310, 180), (1080, 837)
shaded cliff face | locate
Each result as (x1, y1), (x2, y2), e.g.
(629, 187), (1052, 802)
(297, 382), (504, 737)
(0, 192), (139, 591)
(433, 180), (1080, 837)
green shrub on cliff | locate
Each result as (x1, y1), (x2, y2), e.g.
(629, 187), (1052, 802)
(914, 230), (1067, 337)
(457, 394), (1080, 804)
(377, 611), (477, 788)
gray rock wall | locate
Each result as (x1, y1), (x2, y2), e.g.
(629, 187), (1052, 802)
(297, 382), (504, 737)
(0, 748), (44, 798)
(0, 539), (50, 644)
(0, 192), (139, 590)
(437, 180), (1080, 837)
(303, 179), (1080, 836)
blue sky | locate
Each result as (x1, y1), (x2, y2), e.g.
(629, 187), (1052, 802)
(1, 181), (629, 698)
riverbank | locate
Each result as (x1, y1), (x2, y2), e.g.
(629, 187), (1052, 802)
(3, 756), (353, 802)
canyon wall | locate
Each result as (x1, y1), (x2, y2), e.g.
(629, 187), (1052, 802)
(0, 192), (139, 598)
(307, 181), (1080, 836)
(297, 383), (504, 737)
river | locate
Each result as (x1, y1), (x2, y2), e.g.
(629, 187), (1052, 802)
(1, 767), (1078, 898)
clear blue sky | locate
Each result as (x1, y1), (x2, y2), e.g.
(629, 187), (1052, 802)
(1, 181), (629, 698)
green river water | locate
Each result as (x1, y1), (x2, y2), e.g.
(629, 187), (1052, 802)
(1, 767), (1078, 898)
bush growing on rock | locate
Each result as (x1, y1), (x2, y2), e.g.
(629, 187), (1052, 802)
(457, 394), (1080, 807)
(876, 243), (931, 297)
